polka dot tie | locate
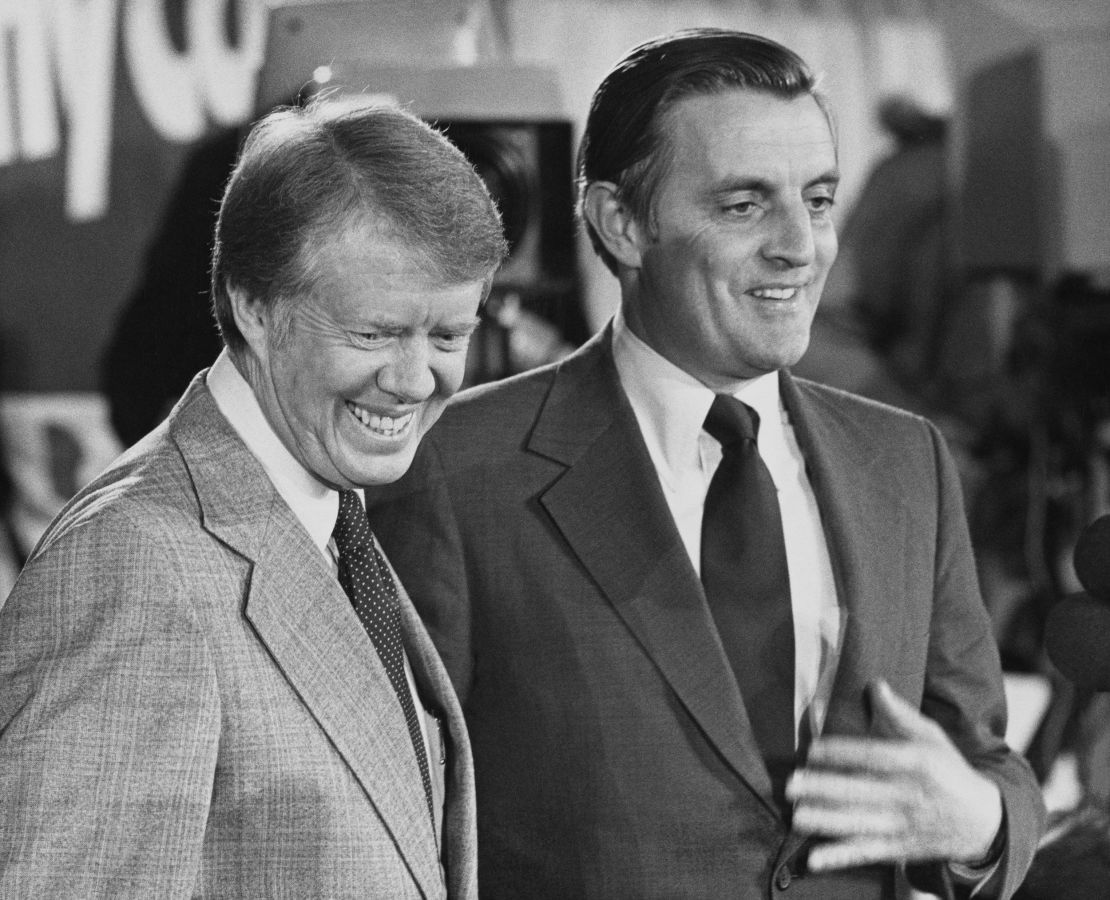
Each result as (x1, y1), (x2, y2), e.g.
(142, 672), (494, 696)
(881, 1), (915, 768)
(701, 395), (795, 818)
(333, 489), (434, 826)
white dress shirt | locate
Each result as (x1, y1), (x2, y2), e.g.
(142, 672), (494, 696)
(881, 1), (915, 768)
(206, 351), (439, 788)
(611, 312), (843, 745)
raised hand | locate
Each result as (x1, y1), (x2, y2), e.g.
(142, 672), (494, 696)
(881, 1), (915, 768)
(786, 679), (1003, 872)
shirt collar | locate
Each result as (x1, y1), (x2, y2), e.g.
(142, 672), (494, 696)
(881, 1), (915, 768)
(611, 308), (783, 473)
(207, 350), (348, 555)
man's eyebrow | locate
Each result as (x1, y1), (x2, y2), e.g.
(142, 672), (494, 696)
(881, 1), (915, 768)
(347, 317), (400, 330)
(711, 176), (774, 196)
(435, 315), (483, 332)
(347, 314), (483, 332)
(807, 168), (841, 190)
(710, 168), (842, 197)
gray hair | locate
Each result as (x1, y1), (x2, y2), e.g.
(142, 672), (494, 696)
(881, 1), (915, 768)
(211, 98), (508, 356)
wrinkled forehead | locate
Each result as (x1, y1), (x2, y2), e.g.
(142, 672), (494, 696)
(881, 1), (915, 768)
(658, 93), (837, 191)
(294, 224), (486, 328)
(658, 87), (835, 152)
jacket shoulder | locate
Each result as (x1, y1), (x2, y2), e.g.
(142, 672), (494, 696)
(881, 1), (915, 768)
(789, 375), (939, 439)
(430, 363), (561, 459)
(30, 426), (202, 564)
(451, 362), (559, 418)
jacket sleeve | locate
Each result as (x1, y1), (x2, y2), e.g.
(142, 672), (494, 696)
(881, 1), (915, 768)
(907, 419), (1045, 900)
(0, 513), (221, 897)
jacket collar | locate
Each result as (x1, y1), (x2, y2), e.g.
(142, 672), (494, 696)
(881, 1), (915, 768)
(528, 328), (777, 813)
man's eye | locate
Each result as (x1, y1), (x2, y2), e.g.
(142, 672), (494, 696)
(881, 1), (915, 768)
(724, 201), (758, 216)
(807, 196), (835, 213)
(435, 332), (472, 350)
(352, 332), (389, 348)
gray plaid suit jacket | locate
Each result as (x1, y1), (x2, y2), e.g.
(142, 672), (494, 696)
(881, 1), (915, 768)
(0, 375), (476, 899)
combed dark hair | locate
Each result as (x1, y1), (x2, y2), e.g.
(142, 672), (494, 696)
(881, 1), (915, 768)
(211, 97), (508, 356)
(577, 28), (833, 274)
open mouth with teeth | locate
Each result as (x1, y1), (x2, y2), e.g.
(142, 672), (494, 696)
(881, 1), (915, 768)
(346, 401), (415, 437)
(750, 287), (799, 300)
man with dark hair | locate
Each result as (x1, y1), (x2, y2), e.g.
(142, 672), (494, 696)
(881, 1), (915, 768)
(369, 29), (1043, 899)
(0, 99), (506, 897)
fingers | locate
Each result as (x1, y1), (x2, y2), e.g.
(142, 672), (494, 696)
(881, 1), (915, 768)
(867, 679), (944, 742)
(801, 735), (920, 774)
(791, 798), (904, 839)
(787, 768), (906, 810)
(807, 836), (907, 872)
(787, 767), (916, 842)
(786, 682), (1006, 869)
(801, 682), (949, 776)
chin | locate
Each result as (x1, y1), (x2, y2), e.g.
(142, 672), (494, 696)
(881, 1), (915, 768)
(770, 337), (812, 369)
(355, 454), (418, 486)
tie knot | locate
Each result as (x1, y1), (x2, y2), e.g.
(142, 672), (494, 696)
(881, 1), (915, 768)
(704, 394), (759, 447)
(332, 489), (371, 554)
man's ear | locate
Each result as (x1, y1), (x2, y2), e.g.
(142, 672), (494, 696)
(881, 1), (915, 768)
(226, 282), (268, 356)
(582, 181), (647, 270)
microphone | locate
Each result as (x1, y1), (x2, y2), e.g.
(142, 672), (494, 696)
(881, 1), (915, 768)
(1045, 515), (1110, 691)
(1045, 592), (1110, 691)
(1074, 514), (1110, 599)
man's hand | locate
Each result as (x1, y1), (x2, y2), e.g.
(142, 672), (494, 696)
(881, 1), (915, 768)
(785, 679), (1003, 872)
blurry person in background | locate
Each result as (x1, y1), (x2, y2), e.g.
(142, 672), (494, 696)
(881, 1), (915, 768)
(0, 99), (506, 898)
(796, 94), (952, 417)
(369, 29), (1042, 899)
(101, 126), (240, 447)
(836, 94), (951, 410)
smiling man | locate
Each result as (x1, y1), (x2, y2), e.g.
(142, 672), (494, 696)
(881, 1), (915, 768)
(368, 30), (1043, 899)
(0, 100), (506, 898)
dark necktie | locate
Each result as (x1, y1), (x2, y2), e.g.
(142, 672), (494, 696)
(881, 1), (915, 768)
(332, 489), (434, 825)
(700, 395), (795, 813)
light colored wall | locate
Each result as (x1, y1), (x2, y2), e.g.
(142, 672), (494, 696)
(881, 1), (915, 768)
(941, 0), (1110, 277)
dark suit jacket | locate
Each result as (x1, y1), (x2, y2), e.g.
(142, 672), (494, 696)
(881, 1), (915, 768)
(0, 376), (476, 898)
(369, 326), (1043, 899)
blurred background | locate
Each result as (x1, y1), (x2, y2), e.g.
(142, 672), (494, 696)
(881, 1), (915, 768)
(2, 1), (1109, 889)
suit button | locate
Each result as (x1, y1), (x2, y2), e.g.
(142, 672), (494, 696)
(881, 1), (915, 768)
(775, 865), (792, 890)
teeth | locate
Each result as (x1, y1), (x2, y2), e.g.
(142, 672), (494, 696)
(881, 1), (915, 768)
(752, 287), (798, 300)
(347, 402), (413, 436)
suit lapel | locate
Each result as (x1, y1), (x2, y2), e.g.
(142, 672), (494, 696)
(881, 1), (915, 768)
(780, 374), (911, 739)
(531, 331), (776, 813)
(169, 378), (443, 899)
(775, 374), (915, 866)
(528, 346), (915, 820)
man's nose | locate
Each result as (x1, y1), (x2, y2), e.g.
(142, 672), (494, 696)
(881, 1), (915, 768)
(376, 340), (436, 402)
(761, 202), (815, 268)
